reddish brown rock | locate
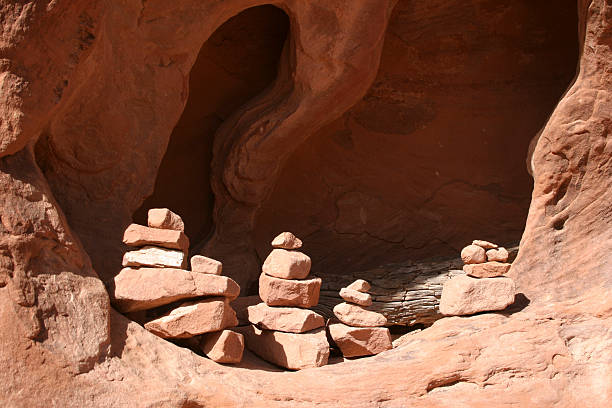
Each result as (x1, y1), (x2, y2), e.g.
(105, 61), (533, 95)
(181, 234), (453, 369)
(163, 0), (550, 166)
(486, 247), (509, 263)
(328, 321), (392, 357)
(147, 208), (185, 232)
(271, 232), (302, 249)
(200, 330), (244, 364)
(472, 240), (499, 250)
(247, 302), (324, 333)
(460, 244), (486, 265)
(122, 246), (187, 269)
(258, 273), (321, 308)
(333, 302), (387, 327)
(144, 298), (237, 338)
(463, 261), (512, 278)
(261, 249), (311, 279)
(112, 268), (240, 312)
(123, 224), (189, 252)
(339, 287), (372, 306)
(190, 255), (222, 275)
(230, 295), (262, 326)
(238, 325), (329, 370)
(439, 275), (515, 316)
(346, 279), (371, 293)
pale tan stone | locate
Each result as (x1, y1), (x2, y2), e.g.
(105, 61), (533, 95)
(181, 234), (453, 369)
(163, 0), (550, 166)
(122, 223), (189, 251)
(190, 255), (222, 275)
(271, 231), (303, 249)
(258, 272), (321, 308)
(329, 321), (392, 357)
(247, 302), (324, 333)
(339, 287), (372, 306)
(200, 330), (244, 364)
(472, 239), (499, 249)
(439, 275), (515, 316)
(122, 246), (186, 269)
(147, 208), (185, 231)
(333, 302), (387, 327)
(262, 249), (311, 279)
(463, 261), (512, 278)
(460, 244), (486, 264)
(486, 247), (509, 262)
(346, 279), (371, 293)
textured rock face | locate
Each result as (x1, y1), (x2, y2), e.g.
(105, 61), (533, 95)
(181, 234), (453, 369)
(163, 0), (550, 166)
(439, 275), (516, 315)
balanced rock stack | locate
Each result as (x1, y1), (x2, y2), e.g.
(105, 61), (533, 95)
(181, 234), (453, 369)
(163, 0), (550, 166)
(329, 279), (392, 357)
(440, 239), (516, 316)
(241, 232), (330, 370)
(112, 208), (244, 364)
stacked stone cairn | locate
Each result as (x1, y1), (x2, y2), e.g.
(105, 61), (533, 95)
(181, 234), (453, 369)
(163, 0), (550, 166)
(329, 279), (393, 358)
(241, 232), (330, 370)
(439, 239), (516, 316)
(112, 208), (244, 364)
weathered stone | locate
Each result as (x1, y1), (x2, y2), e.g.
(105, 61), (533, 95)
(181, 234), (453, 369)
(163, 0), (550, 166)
(328, 321), (392, 357)
(472, 240), (499, 249)
(333, 302), (387, 327)
(147, 208), (185, 231)
(122, 246), (186, 269)
(262, 249), (311, 279)
(200, 330), (244, 364)
(346, 279), (371, 293)
(239, 325), (329, 370)
(247, 302), (324, 333)
(112, 268), (240, 312)
(123, 224), (189, 252)
(259, 273), (321, 308)
(144, 298), (237, 338)
(463, 261), (512, 278)
(460, 244), (486, 264)
(439, 275), (515, 316)
(486, 247), (509, 262)
(339, 287), (372, 306)
(190, 255), (222, 275)
(271, 232), (303, 249)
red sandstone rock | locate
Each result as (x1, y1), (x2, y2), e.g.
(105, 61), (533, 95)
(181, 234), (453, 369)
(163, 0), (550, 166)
(463, 261), (511, 278)
(144, 298), (237, 338)
(486, 247), (509, 262)
(112, 268), (240, 312)
(147, 208), (185, 232)
(271, 232), (302, 249)
(190, 255), (222, 275)
(200, 330), (244, 364)
(339, 287), (372, 306)
(460, 244), (486, 264)
(333, 302), (387, 327)
(261, 249), (311, 279)
(123, 224), (189, 252)
(346, 279), (371, 293)
(247, 302), (324, 333)
(122, 246), (187, 269)
(472, 240), (499, 249)
(238, 325), (329, 370)
(258, 273), (321, 308)
(439, 275), (515, 316)
(328, 321), (392, 357)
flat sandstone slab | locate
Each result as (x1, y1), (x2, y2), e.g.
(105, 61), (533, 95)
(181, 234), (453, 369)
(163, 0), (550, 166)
(333, 302), (387, 327)
(112, 268), (240, 312)
(247, 302), (324, 333)
(259, 273), (321, 308)
(463, 261), (511, 278)
(144, 297), (237, 338)
(148, 208), (185, 231)
(329, 322), (392, 357)
(200, 330), (244, 364)
(239, 325), (329, 370)
(122, 246), (186, 269)
(123, 223), (189, 251)
(339, 287), (372, 306)
(262, 249), (311, 279)
(439, 275), (515, 316)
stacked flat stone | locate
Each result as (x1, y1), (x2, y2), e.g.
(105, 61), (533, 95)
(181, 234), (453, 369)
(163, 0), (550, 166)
(241, 232), (330, 370)
(439, 240), (516, 316)
(329, 279), (392, 357)
(112, 208), (244, 364)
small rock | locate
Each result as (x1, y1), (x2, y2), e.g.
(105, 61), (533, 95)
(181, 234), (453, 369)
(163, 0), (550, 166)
(259, 272), (321, 308)
(472, 239), (499, 249)
(122, 246), (187, 269)
(271, 232), (303, 249)
(190, 255), (222, 275)
(460, 244), (486, 264)
(339, 287), (372, 306)
(144, 297), (237, 338)
(333, 302), (387, 327)
(328, 321), (392, 357)
(463, 261), (511, 278)
(486, 247), (509, 262)
(346, 279), (371, 293)
(123, 223), (189, 251)
(147, 208), (185, 231)
(200, 330), (244, 364)
(439, 275), (516, 316)
(262, 249), (311, 279)
(247, 302), (324, 333)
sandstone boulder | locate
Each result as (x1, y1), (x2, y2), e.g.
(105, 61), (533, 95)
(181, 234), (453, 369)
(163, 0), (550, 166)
(271, 232), (303, 249)
(460, 244), (486, 264)
(486, 247), (509, 262)
(463, 261), (512, 278)
(346, 279), (371, 292)
(262, 249), (311, 279)
(339, 287), (372, 306)
(247, 302), (324, 333)
(333, 302), (387, 327)
(328, 321), (392, 357)
(259, 273), (321, 308)
(122, 246), (187, 269)
(123, 223), (189, 251)
(147, 208), (185, 231)
(439, 275), (515, 316)
(200, 330), (244, 364)
(472, 240), (499, 249)
(190, 255), (222, 275)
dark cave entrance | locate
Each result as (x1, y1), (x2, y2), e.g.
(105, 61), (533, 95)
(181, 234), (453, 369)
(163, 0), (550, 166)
(133, 5), (289, 246)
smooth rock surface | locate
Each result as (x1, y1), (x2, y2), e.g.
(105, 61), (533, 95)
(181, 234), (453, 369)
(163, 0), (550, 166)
(190, 255), (222, 275)
(147, 208), (185, 231)
(346, 279), (371, 293)
(328, 321), (392, 357)
(486, 247), (509, 262)
(460, 244), (486, 265)
(247, 302), (324, 333)
(271, 232), (302, 249)
(123, 224), (189, 252)
(339, 287), (372, 306)
(122, 246), (187, 269)
(463, 261), (512, 278)
(439, 275), (516, 316)
(261, 249), (311, 279)
(259, 273), (321, 308)
(200, 330), (244, 364)
(333, 302), (387, 327)
(472, 240), (499, 249)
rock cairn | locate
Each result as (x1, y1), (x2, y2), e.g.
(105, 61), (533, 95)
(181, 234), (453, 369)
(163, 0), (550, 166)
(329, 279), (392, 357)
(112, 208), (244, 364)
(241, 232), (330, 370)
(439, 239), (516, 316)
